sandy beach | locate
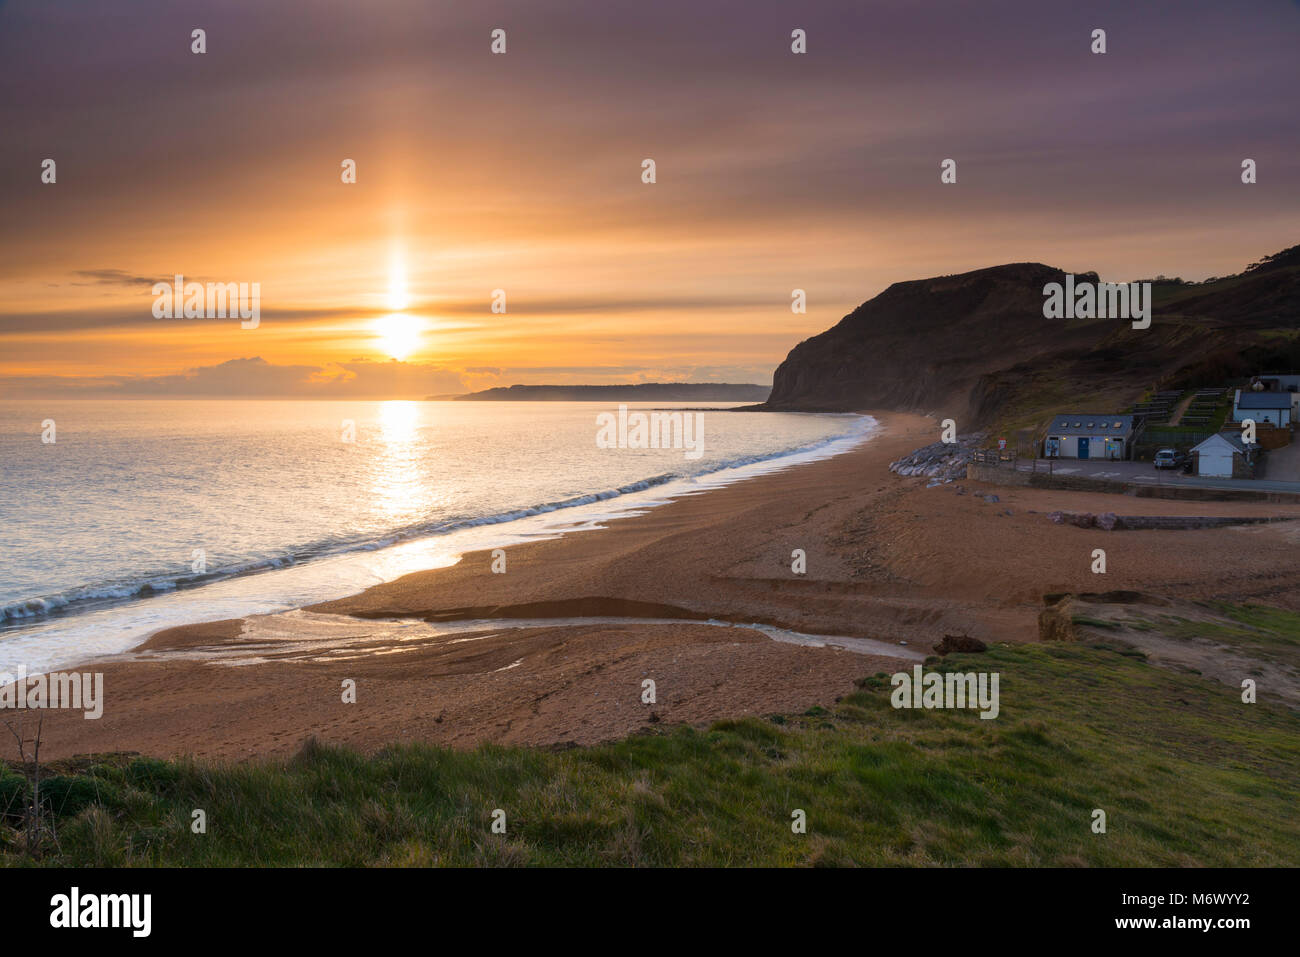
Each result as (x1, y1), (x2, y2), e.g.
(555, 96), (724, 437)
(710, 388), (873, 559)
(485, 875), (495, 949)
(19, 410), (1300, 761)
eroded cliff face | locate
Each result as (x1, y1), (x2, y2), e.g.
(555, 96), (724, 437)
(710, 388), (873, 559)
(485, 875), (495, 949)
(762, 252), (1300, 428)
(765, 263), (1083, 421)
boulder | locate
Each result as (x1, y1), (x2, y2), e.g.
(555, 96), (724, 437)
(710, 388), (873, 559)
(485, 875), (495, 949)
(932, 633), (988, 655)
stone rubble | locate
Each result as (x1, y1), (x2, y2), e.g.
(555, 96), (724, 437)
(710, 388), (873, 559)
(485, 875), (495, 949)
(890, 433), (986, 485)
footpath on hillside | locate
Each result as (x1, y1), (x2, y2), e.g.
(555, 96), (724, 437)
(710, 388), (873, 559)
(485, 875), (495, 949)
(1166, 392), (1194, 426)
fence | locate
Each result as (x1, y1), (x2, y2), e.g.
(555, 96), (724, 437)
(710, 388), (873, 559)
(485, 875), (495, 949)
(971, 448), (1018, 466)
(1134, 427), (1214, 458)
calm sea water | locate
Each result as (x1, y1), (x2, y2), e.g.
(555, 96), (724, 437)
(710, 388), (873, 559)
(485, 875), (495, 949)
(0, 400), (874, 673)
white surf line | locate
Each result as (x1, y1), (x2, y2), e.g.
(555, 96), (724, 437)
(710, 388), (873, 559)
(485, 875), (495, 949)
(129, 609), (926, 666)
(1, 415), (879, 678)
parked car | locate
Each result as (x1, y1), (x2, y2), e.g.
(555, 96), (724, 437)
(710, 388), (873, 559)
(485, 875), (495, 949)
(1153, 448), (1186, 470)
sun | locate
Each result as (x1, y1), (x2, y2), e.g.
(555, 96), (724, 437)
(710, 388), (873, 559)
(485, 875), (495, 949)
(372, 248), (421, 359)
(373, 313), (422, 360)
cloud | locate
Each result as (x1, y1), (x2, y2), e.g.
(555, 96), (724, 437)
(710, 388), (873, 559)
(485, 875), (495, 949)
(70, 268), (158, 287)
(0, 357), (471, 399)
(0, 357), (771, 399)
(323, 359), (470, 397)
(0, 294), (777, 335)
(0, 303), (397, 334)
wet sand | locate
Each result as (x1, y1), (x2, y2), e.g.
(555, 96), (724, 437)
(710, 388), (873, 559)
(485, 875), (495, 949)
(17, 410), (1300, 760)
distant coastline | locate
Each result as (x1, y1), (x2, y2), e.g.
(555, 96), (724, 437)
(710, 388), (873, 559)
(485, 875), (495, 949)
(442, 383), (771, 402)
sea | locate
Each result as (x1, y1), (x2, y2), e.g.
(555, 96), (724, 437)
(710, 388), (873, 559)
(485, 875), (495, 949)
(0, 399), (875, 675)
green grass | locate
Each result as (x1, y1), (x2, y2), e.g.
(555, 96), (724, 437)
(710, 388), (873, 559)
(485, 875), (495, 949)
(1071, 616), (1122, 630)
(3, 641), (1297, 867)
(1116, 617), (1155, 632)
(1166, 603), (1300, 665)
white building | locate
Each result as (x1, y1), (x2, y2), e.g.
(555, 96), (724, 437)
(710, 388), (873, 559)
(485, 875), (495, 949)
(1043, 414), (1136, 460)
(1253, 374), (1300, 417)
(1233, 391), (1292, 428)
(1191, 432), (1256, 478)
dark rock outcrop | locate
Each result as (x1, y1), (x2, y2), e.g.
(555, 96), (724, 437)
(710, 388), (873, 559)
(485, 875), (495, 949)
(765, 263), (1078, 422)
(760, 248), (1300, 428)
(933, 634), (988, 655)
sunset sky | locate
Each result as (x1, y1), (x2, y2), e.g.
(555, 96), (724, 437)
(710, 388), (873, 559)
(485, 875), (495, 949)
(2, 0), (1299, 397)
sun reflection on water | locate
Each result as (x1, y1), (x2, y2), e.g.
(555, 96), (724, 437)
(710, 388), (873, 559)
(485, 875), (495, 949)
(369, 401), (433, 526)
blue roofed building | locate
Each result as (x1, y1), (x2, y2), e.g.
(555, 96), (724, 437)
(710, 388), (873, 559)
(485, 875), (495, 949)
(1043, 414), (1137, 460)
(1233, 391), (1293, 428)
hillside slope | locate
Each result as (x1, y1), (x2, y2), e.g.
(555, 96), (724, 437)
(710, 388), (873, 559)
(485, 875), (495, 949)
(763, 246), (1300, 431)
